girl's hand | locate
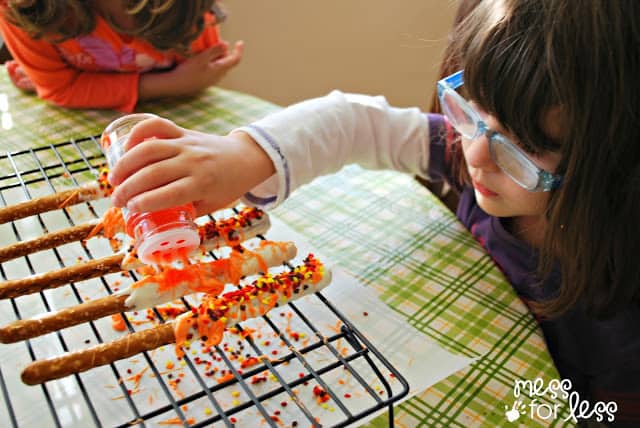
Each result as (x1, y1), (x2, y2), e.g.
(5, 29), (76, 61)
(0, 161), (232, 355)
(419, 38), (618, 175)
(108, 116), (274, 217)
(169, 40), (244, 96)
(138, 41), (244, 100)
(6, 60), (36, 92)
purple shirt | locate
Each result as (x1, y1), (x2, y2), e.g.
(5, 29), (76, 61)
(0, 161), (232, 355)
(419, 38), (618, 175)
(427, 114), (640, 426)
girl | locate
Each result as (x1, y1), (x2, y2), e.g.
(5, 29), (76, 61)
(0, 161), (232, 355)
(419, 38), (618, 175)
(0, 0), (243, 112)
(107, 0), (640, 425)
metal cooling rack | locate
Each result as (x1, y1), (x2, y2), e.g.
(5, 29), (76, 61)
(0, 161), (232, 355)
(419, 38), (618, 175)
(0, 137), (409, 427)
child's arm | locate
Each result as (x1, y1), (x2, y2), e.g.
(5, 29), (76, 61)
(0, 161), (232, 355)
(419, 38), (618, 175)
(0, 17), (141, 111)
(108, 91), (434, 215)
(233, 91), (434, 209)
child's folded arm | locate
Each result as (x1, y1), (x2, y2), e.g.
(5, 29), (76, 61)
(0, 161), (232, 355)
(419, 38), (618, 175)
(0, 18), (140, 112)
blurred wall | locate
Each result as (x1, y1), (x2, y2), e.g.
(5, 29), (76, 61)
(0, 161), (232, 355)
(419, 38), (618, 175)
(217, 1), (457, 110)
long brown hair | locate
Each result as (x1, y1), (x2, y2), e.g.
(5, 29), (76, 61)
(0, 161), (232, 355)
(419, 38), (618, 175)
(447, 0), (640, 318)
(4, 0), (219, 52)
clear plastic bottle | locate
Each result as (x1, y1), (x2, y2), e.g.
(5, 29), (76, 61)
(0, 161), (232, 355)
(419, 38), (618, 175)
(101, 113), (200, 265)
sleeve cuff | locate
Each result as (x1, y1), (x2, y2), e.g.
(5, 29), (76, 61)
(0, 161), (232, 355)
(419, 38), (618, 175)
(234, 124), (290, 210)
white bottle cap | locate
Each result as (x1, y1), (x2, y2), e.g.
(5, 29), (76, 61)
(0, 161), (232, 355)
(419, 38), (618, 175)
(136, 227), (200, 265)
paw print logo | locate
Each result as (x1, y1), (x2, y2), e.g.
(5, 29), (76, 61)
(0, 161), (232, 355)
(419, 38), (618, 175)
(504, 400), (526, 423)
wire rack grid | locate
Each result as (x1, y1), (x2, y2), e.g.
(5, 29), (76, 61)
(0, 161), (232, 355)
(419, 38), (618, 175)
(0, 137), (409, 427)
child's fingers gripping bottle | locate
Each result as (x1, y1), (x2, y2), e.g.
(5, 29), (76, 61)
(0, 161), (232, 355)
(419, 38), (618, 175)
(101, 113), (200, 265)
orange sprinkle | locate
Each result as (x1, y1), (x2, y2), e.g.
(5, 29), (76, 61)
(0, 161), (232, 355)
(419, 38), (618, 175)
(158, 417), (196, 425)
(240, 356), (260, 369)
(111, 314), (126, 332)
(330, 320), (343, 334)
(87, 207), (124, 239)
(59, 189), (80, 209)
(216, 373), (235, 384)
(126, 366), (149, 390)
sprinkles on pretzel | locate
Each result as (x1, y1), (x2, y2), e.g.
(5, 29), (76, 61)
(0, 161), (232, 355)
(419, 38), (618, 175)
(19, 255), (331, 385)
(173, 254), (329, 356)
(0, 240), (297, 344)
(0, 206), (266, 265)
(0, 167), (114, 225)
(0, 208), (270, 299)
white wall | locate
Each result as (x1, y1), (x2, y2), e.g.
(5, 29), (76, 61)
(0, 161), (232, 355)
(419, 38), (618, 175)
(218, 1), (457, 110)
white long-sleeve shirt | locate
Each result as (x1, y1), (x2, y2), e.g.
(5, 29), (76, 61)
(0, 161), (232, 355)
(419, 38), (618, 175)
(236, 91), (432, 209)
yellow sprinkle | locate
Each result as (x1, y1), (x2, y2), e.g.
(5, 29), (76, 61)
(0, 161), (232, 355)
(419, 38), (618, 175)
(184, 340), (191, 348)
(300, 333), (307, 338)
(180, 360), (187, 367)
(232, 399), (240, 406)
(268, 374), (277, 382)
(321, 404), (328, 409)
(231, 391), (240, 397)
(191, 349), (197, 355)
(329, 407), (335, 412)
(204, 408), (212, 415)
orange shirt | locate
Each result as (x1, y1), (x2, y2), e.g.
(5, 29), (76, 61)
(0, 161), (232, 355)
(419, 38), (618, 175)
(0, 12), (221, 112)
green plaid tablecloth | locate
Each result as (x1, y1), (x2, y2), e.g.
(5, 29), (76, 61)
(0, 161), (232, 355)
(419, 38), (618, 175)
(0, 68), (573, 427)
(0, 69), (273, 152)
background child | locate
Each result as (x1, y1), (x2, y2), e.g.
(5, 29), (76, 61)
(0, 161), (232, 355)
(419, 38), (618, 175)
(0, 0), (243, 112)
(107, 0), (640, 425)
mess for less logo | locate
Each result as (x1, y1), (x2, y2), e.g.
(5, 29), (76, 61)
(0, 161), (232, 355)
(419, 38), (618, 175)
(504, 378), (618, 424)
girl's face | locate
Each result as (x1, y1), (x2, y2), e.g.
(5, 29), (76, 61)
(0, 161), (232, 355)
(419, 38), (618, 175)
(461, 105), (564, 219)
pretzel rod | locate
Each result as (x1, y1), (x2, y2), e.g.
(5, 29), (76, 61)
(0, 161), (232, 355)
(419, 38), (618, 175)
(0, 240), (296, 343)
(0, 219), (101, 263)
(0, 178), (111, 225)
(0, 254), (124, 299)
(22, 323), (176, 385)
(0, 295), (128, 344)
(0, 208), (270, 300)
(21, 256), (330, 385)
(0, 206), (265, 264)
